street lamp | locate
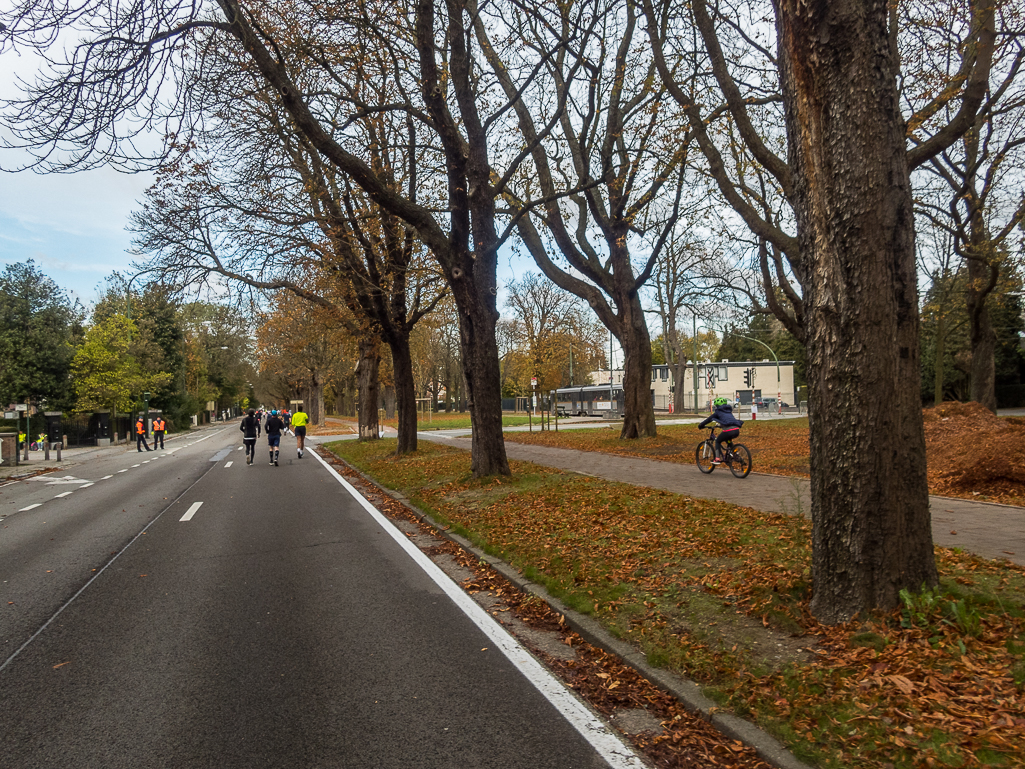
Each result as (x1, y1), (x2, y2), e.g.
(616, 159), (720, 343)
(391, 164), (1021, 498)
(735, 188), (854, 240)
(732, 333), (781, 412)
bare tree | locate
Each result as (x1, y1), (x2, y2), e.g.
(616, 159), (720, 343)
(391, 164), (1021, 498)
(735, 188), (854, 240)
(3, 0), (583, 476)
(643, 0), (1000, 622)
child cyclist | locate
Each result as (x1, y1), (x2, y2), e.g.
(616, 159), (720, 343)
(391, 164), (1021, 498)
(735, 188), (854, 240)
(698, 396), (743, 465)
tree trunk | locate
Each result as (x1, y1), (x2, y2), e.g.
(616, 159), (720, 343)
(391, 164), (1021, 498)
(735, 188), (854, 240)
(777, 1), (937, 623)
(388, 334), (419, 454)
(619, 293), (657, 439)
(450, 276), (509, 476)
(384, 385), (396, 420)
(933, 312), (945, 406)
(964, 128), (998, 413)
(357, 335), (381, 441)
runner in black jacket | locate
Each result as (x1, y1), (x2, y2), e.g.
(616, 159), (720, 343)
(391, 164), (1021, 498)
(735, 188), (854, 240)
(240, 408), (261, 466)
(265, 410), (286, 466)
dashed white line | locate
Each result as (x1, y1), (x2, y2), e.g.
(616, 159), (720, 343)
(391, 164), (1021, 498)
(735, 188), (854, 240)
(54, 491), (73, 498)
(131, 464), (141, 468)
(100, 475), (113, 480)
(179, 502), (203, 522)
(117, 469), (128, 473)
(19, 503), (41, 511)
(224, 461), (233, 468)
(142, 460), (151, 464)
(80, 483), (94, 489)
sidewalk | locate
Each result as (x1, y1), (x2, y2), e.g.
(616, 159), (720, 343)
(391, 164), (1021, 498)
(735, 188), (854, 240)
(0, 426), (221, 483)
(424, 435), (1025, 567)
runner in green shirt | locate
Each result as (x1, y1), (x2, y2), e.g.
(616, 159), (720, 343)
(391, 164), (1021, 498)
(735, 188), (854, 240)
(291, 407), (310, 458)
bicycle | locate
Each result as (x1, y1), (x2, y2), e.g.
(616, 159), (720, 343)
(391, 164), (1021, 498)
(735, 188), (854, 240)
(695, 426), (752, 478)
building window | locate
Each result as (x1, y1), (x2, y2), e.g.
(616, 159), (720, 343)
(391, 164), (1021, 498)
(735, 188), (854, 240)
(718, 366), (728, 381)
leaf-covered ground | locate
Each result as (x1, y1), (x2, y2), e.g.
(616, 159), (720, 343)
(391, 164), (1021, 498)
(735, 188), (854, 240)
(326, 438), (1025, 769)
(505, 402), (1025, 507)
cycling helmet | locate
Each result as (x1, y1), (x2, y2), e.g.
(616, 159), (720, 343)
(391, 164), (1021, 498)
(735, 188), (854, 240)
(713, 397), (729, 406)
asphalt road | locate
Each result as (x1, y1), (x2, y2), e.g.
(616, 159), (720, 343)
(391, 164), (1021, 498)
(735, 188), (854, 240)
(1, 427), (634, 768)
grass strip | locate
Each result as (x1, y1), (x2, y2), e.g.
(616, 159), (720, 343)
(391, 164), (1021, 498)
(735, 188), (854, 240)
(325, 438), (1025, 769)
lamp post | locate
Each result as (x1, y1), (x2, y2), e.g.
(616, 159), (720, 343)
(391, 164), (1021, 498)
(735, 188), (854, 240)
(733, 334), (781, 413)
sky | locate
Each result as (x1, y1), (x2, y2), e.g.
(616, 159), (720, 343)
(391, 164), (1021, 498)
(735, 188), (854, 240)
(0, 163), (153, 307)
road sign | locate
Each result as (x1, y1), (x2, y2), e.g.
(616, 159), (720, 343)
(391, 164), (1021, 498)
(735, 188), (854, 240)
(4, 412), (16, 420)
(14, 404), (27, 412)
(531, 377), (537, 386)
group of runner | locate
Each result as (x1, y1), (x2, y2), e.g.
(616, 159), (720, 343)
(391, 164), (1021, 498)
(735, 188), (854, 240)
(239, 405), (310, 466)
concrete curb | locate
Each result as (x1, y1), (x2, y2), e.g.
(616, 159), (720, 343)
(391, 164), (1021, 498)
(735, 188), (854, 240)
(332, 454), (815, 769)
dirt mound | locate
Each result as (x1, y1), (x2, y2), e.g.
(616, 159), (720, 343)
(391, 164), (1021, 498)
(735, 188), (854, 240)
(923, 402), (1025, 500)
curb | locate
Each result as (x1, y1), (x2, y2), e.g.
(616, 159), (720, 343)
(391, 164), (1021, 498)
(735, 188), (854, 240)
(330, 452), (815, 769)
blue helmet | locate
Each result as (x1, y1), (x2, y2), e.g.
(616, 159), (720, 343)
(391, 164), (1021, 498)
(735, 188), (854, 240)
(271, 410), (278, 415)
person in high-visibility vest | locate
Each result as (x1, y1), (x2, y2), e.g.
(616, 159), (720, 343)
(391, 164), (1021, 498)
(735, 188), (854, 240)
(152, 416), (166, 449)
(290, 406), (310, 459)
(135, 415), (152, 452)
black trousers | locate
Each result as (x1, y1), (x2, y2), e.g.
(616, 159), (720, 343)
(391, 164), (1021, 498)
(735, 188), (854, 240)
(243, 438), (257, 459)
(153, 430), (165, 449)
(136, 434), (151, 451)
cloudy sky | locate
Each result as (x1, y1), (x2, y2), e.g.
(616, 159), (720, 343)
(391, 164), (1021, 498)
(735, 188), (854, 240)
(0, 163), (152, 306)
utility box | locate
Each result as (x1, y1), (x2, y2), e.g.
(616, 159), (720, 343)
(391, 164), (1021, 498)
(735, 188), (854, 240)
(45, 412), (63, 446)
(0, 433), (17, 465)
(93, 411), (111, 446)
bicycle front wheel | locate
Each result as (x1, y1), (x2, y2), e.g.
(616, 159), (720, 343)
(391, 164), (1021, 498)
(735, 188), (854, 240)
(695, 440), (716, 473)
(727, 443), (752, 478)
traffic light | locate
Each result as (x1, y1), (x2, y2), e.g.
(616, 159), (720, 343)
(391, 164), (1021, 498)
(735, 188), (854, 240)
(743, 368), (752, 387)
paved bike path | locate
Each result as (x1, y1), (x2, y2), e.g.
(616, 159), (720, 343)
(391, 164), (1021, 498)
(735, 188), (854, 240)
(426, 435), (1025, 568)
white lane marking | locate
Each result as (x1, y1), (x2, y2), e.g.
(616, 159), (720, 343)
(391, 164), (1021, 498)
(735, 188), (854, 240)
(54, 491), (73, 498)
(308, 449), (646, 768)
(117, 469), (128, 473)
(131, 464), (141, 468)
(19, 503), (42, 511)
(224, 461), (233, 468)
(80, 483), (94, 489)
(142, 460), (151, 464)
(100, 475), (113, 480)
(179, 502), (203, 522)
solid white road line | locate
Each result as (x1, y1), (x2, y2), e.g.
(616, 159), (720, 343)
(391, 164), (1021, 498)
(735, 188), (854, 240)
(308, 449), (646, 769)
(224, 461), (233, 468)
(19, 503), (41, 511)
(179, 502), (203, 522)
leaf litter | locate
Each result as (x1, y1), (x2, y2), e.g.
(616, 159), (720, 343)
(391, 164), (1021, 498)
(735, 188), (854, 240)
(325, 428), (1025, 769)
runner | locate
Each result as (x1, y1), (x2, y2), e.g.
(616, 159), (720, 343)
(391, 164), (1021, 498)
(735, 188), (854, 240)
(239, 408), (261, 466)
(265, 409), (285, 466)
(290, 405), (310, 458)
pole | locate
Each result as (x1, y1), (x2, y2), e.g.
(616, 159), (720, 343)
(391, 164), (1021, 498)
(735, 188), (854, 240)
(602, 330), (610, 406)
(733, 333), (781, 413)
(692, 315), (699, 413)
(569, 342), (574, 386)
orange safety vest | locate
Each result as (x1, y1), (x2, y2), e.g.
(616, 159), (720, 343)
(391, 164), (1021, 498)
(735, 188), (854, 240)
(153, 419), (165, 431)
(136, 420), (145, 435)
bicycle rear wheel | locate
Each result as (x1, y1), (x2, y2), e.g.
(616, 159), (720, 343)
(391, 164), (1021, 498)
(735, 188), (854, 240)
(695, 440), (716, 473)
(727, 443), (752, 478)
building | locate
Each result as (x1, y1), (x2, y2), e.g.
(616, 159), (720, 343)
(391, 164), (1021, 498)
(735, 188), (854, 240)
(589, 359), (799, 412)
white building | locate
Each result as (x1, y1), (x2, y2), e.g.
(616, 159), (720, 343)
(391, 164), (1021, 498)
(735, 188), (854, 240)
(590, 359), (799, 412)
